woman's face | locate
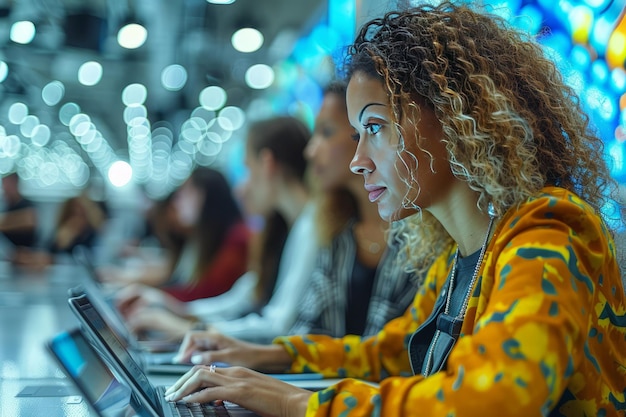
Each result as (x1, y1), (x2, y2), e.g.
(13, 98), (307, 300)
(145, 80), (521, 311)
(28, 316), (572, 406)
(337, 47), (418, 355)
(347, 71), (454, 221)
(304, 92), (357, 191)
(173, 179), (204, 227)
(242, 144), (273, 216)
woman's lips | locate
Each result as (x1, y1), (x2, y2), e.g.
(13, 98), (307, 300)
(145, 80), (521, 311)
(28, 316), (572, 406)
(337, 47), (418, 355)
(366, 186), (386, 203)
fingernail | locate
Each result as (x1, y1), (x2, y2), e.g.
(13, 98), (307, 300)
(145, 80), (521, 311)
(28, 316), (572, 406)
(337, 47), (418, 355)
(191, 354), (203, 364)
(172, 354), (182, 363)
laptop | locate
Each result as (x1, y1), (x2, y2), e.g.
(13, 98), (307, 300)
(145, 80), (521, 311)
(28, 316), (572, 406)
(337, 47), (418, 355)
(68, 281), (192, 374)
(46, 327), (146, 417)
(72, 245), (181, 353)
(67, 293), (260, 416)
(69, 249), (189, 374)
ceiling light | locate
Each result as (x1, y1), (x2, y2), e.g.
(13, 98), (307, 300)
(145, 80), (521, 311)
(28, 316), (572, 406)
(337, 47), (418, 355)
(78, 61), (103, 86)
(108, 160), (133, 187)
(207, 0), (236, 4)
(245, 64), (274, 89)
(10, 21), (35, 44)
(122, 83), (148, 106)
(42, 81), (65, 106)
(8, 102), (28, 125)
(232, 28), (264, 53)
(161, 64), (188, 91)
(117, 23), (147, 49)
(59, 103), (81, 126)
(199, 86), (227, 110)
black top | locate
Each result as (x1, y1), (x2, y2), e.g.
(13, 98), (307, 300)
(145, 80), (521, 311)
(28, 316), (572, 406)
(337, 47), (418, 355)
(3, 198), (37, 247)
(407, 247), (482, 376)
(345, 256), (377, 336)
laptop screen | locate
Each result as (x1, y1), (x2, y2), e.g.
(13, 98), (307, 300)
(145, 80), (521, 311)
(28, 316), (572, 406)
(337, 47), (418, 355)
(70, 294), (162, 413)
(70, 280), (137, 351)
(48, 328), (134, 416)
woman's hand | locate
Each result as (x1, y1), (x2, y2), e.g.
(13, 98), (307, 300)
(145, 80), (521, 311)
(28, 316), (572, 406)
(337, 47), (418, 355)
(115, 283), (166, 315)
(164, 365), (312, 417)
(115, 283), (187, 317)
(173, 331), (293, 373)
(124, 305), (193, 341)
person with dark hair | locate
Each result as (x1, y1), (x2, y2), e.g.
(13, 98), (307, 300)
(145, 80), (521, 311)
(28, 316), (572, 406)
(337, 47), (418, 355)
(288, 81), (421, 338)
(164, 3), (625, 416)
(115, 116), (317, 343)
(0, 172), (38, 251)
(12, 191), (108, 270)
(112, 167), (251, 335)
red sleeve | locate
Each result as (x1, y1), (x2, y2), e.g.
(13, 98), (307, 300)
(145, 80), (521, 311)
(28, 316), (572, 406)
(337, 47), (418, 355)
(164, 222), (250, 302)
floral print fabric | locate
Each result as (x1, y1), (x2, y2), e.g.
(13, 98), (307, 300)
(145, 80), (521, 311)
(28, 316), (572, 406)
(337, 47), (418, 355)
(275, 187), (626, 416)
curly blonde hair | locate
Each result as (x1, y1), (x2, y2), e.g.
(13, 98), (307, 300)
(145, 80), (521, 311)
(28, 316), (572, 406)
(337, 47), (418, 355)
(345, 1), (618, 272)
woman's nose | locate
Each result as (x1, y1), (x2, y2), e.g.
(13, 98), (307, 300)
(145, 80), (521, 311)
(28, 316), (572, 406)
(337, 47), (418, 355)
(350, 144), (373, 175)
(303, 136), (319, 161)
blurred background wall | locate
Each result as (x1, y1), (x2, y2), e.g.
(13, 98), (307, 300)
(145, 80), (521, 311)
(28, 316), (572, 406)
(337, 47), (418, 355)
(0, 0), (622, 250)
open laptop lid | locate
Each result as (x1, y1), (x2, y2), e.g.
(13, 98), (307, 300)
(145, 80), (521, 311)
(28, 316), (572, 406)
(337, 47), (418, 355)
(46, 327), (144, 417)
(72, 247), (179, 354)
(68, 280), (139, 352)
(68, 293), (164, 417)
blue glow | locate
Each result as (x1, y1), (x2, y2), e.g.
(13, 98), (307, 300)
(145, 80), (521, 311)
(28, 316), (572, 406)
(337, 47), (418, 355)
(540, 30), (571, 64)
(565, 68), (587, 95)
(570, 44), (592, 71)
(567, 4), (593, 37)
(514, 5), (544, 35)
(610, 68), (626, 93)
(328, 0), (355, 45)
(293, 75), (323, 111)
(291, 37), (316, 66)
(591, 60), (610, 85)
(271, 0), (626, 189)
(590, 16), (614, 56)
(609, 140), (625, 178)
(581, 0), (611, 9)
(585, 86), (617, 121)
(483, 0), (522, 20)
(309, 24), (342, 55)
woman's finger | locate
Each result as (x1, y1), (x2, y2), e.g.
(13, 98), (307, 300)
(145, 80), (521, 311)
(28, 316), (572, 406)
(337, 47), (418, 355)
(164, 364), (205, 396)
(165, 365), (222, 402)
(173, 332), (204, 363)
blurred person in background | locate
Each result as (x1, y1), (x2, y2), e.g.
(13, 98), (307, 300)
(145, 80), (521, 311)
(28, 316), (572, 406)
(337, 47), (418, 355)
(287, 81), (421, 337)
(12, 191), (108, 270)
(104, 167), (250, 318)
(108, 191), (186, 286)
(0, 172), (38, 256)
(115, 116), (317, 343)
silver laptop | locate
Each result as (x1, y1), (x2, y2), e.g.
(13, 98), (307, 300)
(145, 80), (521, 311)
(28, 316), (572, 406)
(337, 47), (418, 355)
(67, 293), (260, 417)
(68, 272), (190, 374)
(46, 327), (146, 417)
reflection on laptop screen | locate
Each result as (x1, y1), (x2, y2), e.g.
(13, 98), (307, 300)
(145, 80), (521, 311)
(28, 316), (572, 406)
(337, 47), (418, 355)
(71, 295), (162, 413)
(48, 329), (133, 416)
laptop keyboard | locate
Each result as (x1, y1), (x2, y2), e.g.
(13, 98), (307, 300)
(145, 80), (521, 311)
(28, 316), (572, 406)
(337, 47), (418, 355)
(168, 400), (231, 417)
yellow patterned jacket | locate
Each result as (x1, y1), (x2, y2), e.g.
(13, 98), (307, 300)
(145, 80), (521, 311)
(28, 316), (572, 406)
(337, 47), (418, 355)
(275, 187), (626, 416)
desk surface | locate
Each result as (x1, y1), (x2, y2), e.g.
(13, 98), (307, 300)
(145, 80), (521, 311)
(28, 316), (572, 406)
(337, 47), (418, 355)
(0, 261), (345, 417)
(0, 261), (99, 416)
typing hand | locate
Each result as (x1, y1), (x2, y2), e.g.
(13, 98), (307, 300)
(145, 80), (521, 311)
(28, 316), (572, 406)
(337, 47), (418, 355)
(172, 331), (253, 366)
(164, 365), (311, 417)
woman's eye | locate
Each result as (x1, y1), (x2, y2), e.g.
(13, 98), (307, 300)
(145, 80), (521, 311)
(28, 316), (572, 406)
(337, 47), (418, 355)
(364, 123), (381, 135)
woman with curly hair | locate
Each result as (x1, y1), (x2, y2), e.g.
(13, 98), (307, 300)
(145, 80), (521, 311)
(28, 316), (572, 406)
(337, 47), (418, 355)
(164, 3), (626, 416)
